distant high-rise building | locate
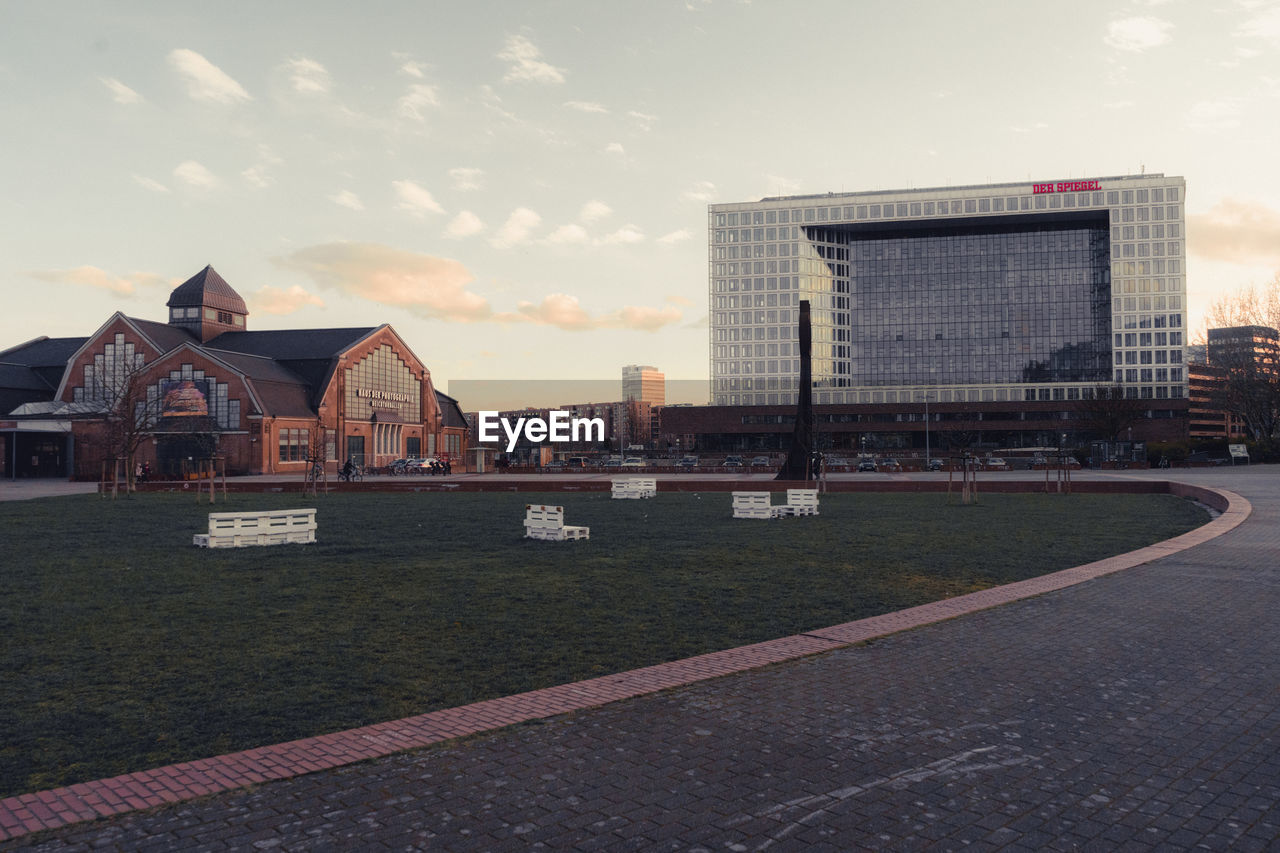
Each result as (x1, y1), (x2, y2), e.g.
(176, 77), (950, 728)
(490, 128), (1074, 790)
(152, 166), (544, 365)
(622, 364), (665, 405)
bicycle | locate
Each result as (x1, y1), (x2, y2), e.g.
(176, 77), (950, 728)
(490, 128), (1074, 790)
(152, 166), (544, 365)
(338, 464), (364, 482)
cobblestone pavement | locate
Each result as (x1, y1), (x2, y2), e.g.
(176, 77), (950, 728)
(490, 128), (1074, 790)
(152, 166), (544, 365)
(7, 468), (1279, 851)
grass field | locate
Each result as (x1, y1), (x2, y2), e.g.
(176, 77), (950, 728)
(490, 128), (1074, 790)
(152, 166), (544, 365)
(0, 490), (1208, 798)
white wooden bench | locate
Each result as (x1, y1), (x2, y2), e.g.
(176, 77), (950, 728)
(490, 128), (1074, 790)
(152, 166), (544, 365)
(524, 504), (590, 541)
(193, 508), (317, 548)
(732, 491), (777, 519)
(776, 488), (820, 517)
(611, 477), (657, 499)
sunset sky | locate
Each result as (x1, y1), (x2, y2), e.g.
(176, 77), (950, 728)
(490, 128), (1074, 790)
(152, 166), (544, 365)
(4, 1), (1280, 399)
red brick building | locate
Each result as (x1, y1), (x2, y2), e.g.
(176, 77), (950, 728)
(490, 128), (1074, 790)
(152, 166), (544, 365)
(1, 266), (467, 479)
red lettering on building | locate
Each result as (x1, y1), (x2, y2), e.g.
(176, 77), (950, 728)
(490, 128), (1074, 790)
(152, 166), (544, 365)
(1033, 180), (1101, 194)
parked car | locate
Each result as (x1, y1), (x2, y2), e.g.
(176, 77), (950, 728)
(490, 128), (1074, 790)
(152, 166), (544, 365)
(566, 456), (589, 468)
(678, 456), (699, 468)
(406, 456), (439, 473)
(927, 458), (944, 471)
(1030, 454), (1048, 467)
(984, 457), (1008, 470)
(621, 457), (645, 468)
(749, 456), (770, 466)
(857, 458), (877, 472)
(879, 458), (903, 472)
(602, 458), (622, 468)
(723, 455), (744, 466)
(825, 457), (849, 467)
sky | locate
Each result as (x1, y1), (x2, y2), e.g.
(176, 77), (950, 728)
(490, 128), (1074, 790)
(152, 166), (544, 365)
(4, 0), (1280, 402)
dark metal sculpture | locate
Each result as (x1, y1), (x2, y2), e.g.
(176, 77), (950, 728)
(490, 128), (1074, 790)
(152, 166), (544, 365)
(776, 300), (815, 482)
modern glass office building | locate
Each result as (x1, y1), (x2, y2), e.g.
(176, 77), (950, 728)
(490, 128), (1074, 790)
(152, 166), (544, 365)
(709, 174), (1187, 408)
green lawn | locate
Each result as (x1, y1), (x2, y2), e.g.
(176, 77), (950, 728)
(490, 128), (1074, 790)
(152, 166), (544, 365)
(0, 490), (1207, 797)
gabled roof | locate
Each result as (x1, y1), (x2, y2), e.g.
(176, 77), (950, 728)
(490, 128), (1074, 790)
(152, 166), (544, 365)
(205, 327), (379, 361)
(435, 390), (469, 429)
(207, 326), (381, 409)
(166, 265), (248, 314)
(0, 336), (89, 368)
(128, 317), (196, 352)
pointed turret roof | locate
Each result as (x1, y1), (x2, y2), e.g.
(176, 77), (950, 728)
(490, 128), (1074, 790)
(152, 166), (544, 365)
(166, 265), (248, 314)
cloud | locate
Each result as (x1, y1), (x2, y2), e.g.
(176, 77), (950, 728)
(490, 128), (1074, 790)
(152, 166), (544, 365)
(666, 294), (695, 306)
(397, 83), (439, 122)
(132, 174), (169, 193)
(1104, 17), (1173, 51)
(626, 110), (657, 131)
(274, 242), (680, 331)
(393, 180), (445, 215)
(1187, 198), (1280, 267)
(605, 141), (626, 156)
(564, 100), (608, 113)
(657, 229), (692, 245)
(100, 77), (142, 104)
(685, 180), (717, 202)
(400, 60), (428, 78)
(250, 284), (325, 315)
(173, 160), (220, 190)
(545, 224), (590, 245)
(578, 200), (611, 223)
(276, 242), (492, 322)
(241, 167), (272, 189)
(599, 224), (645, 245)
(284, 57), (330, 95)
(329, 190), (364, 211)
(514, 294), (682, 332)
(444, 211), (485, 239)
(1237, 5), (1280, 43)
(27, 266), (167, 297)
(168, 48), (251, 104)
(1009, 121), (1049, 133)
(498, 34), (566, 84)
(449, 167), (484, 191)
(490, 207), (541, 248)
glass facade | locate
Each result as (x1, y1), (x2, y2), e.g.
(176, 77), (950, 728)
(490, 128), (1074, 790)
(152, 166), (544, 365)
(847, 222), (1111, 386)
(709, 174), (1187, 406)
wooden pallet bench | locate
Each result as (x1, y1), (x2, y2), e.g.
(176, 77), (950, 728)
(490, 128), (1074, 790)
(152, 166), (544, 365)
(611, 477), (657, 499)
(193, 508), (317, 548)
(524, 504), (590, 541)
(732, 491), (777, 519)
(776, 488), (820, 517)
(732, 489), (820, 519)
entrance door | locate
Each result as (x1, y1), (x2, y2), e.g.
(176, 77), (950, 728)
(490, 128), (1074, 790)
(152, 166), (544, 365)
(346, 435), (365, 467)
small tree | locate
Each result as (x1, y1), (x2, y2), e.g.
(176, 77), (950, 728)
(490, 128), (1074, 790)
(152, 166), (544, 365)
(87, 352), (165, 494)
(304, 418), (329, 496)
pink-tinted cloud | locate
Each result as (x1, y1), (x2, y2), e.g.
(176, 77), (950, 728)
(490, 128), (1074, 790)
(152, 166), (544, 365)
(275, 242), (491, 322)
(27, 266), (168, 297)
(511, 294), (682, 332)
(1188, 198), (1280, 267)
(250, 284), (325, 315)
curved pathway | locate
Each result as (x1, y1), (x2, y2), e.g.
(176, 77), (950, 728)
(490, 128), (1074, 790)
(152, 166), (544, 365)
(4, 468), (1278, 851)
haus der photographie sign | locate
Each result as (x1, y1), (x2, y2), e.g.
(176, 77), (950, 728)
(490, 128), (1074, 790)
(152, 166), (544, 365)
(1032, 179), (1102, 194)
(355, 387), (412, 411)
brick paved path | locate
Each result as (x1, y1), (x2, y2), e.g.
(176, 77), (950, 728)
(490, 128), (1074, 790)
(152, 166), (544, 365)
(6, 469), (1278, 851)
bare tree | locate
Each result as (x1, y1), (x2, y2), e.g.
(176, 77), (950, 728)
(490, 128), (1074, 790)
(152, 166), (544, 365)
(1204, 277), (1280, 449)
(84, 352), (165, 494)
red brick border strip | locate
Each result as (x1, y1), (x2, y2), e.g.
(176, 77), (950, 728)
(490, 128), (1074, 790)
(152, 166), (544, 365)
(0, 483), (1249, 843)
